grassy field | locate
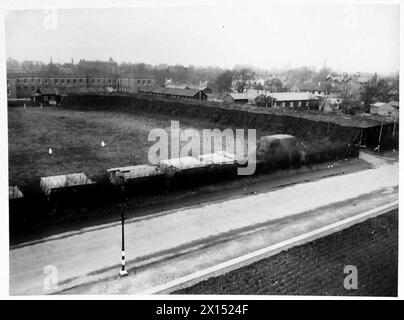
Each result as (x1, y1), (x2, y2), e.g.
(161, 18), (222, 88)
(8, 107), (259, 191)
(176, 210), (398, 296)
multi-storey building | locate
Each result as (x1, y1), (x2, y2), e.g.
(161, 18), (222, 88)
(6, 73), (155, 99)
(117, 74), (155, 94)
(7, 78), (17, 98)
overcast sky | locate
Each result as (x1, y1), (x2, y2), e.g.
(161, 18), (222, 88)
(5, 3), (399, 74)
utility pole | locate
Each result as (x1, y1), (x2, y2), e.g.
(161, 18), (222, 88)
(377, 122), (384, 153)
(393, 117), (397, 137)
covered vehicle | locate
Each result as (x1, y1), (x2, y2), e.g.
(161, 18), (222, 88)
(256, 134), (306, 165)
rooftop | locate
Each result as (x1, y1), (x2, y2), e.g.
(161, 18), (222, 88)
(40, 172), (95, 195)
(140, 87), (203, 97)
(226, 91), (262, 100)
(108, 164), (163, 183)
(7, 72), (154, 79)
(159, 157), (208, 171)
(267, 92), (319, 101)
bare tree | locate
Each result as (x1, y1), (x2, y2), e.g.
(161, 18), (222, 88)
(233, 68), (255, 93)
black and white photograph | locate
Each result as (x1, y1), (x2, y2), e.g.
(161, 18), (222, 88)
(0, 0), (401, 301)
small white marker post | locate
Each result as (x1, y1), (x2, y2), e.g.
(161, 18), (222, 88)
(120, 209), (128, 276)
(48, 148), (53, 154)
(23, 103), (26, 109)
(101, 141), (105, 147)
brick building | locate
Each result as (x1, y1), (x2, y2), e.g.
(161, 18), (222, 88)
(6, 73), (155, 99)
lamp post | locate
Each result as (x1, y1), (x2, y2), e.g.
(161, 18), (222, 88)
(119, 202), (128, 276)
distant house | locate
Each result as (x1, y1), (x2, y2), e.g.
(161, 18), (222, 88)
(255, 92), (319, 110)
(31, 88), (62, 105)
(223, 93), (247, 104)
(326, 74), (352, 84)
(200, 86), (213, 94)
(322, 97), (343, 113)
(139, 87), (207, 100)
(370, 101), (399, 118)
(223, 91), (263, 104)
(31, 86), (114, 104)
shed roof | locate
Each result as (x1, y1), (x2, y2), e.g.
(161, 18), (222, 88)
(40, 172), (95, 195)
(226, 92), (261, 101)
(108, 164), (163, 183)
(165, 84), (211, 91)
(163, 87), (201, 97)
(140, 87), (203, 97)
(159, 157), (208, 171)
(199, 151), (238, 165)
(199, 153), (232, 165)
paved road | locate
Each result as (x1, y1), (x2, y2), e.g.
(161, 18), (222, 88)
(11, 157), (370, 245)
(10, 153), (398, 295)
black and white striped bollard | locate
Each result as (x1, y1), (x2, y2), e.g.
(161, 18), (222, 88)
(119, 209), (128, 276)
